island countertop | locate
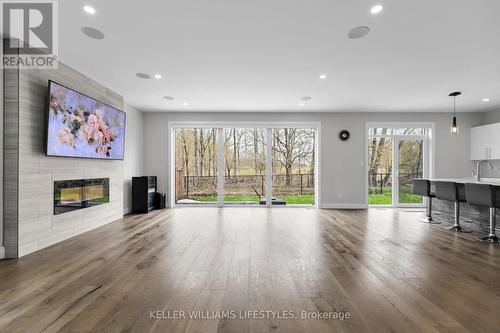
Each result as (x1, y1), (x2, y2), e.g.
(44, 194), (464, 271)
(418, 177), (500, 186)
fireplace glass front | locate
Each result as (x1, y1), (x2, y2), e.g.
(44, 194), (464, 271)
(54, 178), (109, 215)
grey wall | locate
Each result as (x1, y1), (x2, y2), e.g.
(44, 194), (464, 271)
(3, 60), (19, 258)
(143, 111), (484, 207)
(0, 39), (4, 258)
(4, 62), (125, 257)
(123, 103), (145, 214)
(0, 74), (2, 258)
(482, 109), (500, 124)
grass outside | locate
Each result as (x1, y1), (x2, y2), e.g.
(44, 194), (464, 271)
(183, 194), (315, 205)
(181, 188), (422, 206)
(368, 186), (422, 205)
(181, 190), (421, 206)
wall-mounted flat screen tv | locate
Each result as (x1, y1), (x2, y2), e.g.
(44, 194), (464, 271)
(46, 80), (126, 160)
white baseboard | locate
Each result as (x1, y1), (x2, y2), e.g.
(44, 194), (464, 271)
(0, 246), (5, 259)
(321, 203), (368, 209)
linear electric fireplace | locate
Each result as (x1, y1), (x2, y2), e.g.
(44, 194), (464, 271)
(54, 178), (110, 215)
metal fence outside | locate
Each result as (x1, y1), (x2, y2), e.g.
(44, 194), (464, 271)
(178, 173), (315, 199)
(368, 172), (422, 194)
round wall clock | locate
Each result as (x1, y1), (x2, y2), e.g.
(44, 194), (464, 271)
(338, 130), (350, 141)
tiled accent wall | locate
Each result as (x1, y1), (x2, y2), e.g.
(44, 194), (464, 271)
(4, 61), (124, 257)
(3, 42), (20, 258)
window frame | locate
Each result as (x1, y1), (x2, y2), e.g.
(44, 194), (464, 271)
(366, 122), (435, 207)
(168, 121), (321, 208)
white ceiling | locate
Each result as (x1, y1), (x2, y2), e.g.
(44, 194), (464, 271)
(59, 0), (500, 113)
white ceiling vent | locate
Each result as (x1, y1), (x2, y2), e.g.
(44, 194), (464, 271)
(81, 27), (105, 40)
(348, 26), (370, 39)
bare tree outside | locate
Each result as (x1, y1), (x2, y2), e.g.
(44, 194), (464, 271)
(175, 127), (315, 205)
(368, 127), (425, 205)
(223, 128), (267, 203)
(272, 128), (315, 203)
(175, 128), (218, 202)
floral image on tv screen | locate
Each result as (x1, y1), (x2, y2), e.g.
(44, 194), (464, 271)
(47, 81), (126, 160)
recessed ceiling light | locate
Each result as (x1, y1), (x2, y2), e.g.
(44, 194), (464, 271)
(163, 96), (174, 100)
(299, 103), (305, 106)
(154, 74), (162, 79)
(482, 98), (490, 102)
(81, 27), (105, 40)
(301, 96), (313, 101)
(348, 26), (370, 39)
(136, 72), (151, 79)
(319, 74), (327, 80)
(83, 5), (96, 15)
(370, 4), (383, 14)
(183, 102), (189, 106)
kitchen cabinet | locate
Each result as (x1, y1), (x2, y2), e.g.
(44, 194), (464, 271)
(471, 123), (500, 160)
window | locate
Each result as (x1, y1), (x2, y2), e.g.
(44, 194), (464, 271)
(175, 128), (219, 204)
(223, 128), (267, 204)
(272, 128), (315, 205)
(367, 124), (431, 207)
(368, 128), (426, 136)
(172, 124), (318, 207)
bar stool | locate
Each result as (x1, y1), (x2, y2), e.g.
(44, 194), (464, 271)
(434, 181), (471, 233)
(465, 183), (500, 243)
(412, 179), (440, 224)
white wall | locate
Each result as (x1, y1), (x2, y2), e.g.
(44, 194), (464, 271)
(123, 103), (145, 214)
(144, 111), (484, 208)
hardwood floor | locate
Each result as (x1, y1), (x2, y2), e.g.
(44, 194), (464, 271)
(1, 207), (500, 333)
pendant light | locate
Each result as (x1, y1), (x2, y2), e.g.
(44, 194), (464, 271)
(449, 91), (461, 135)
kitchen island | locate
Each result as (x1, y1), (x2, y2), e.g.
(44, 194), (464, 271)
(420, 177), (500, 234)
(428, 177), (500, 186)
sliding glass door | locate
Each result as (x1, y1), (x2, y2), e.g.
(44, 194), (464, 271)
(368, 136), (393, 205)
(175, 128), (219, 204)
(395, 137), (425, 205)
(368, 126), (429, 207)
(223, 128), (267, 205)
(173, 125), (318, 207)
(272, 128), (315, 205)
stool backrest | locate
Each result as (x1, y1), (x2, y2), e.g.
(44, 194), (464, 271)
(465, 183), (495, 207)
(412, 179), (430, 196)
(434, 181), (459, 201)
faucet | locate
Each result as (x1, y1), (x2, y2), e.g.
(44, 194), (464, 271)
(475, 160), (493, 182)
